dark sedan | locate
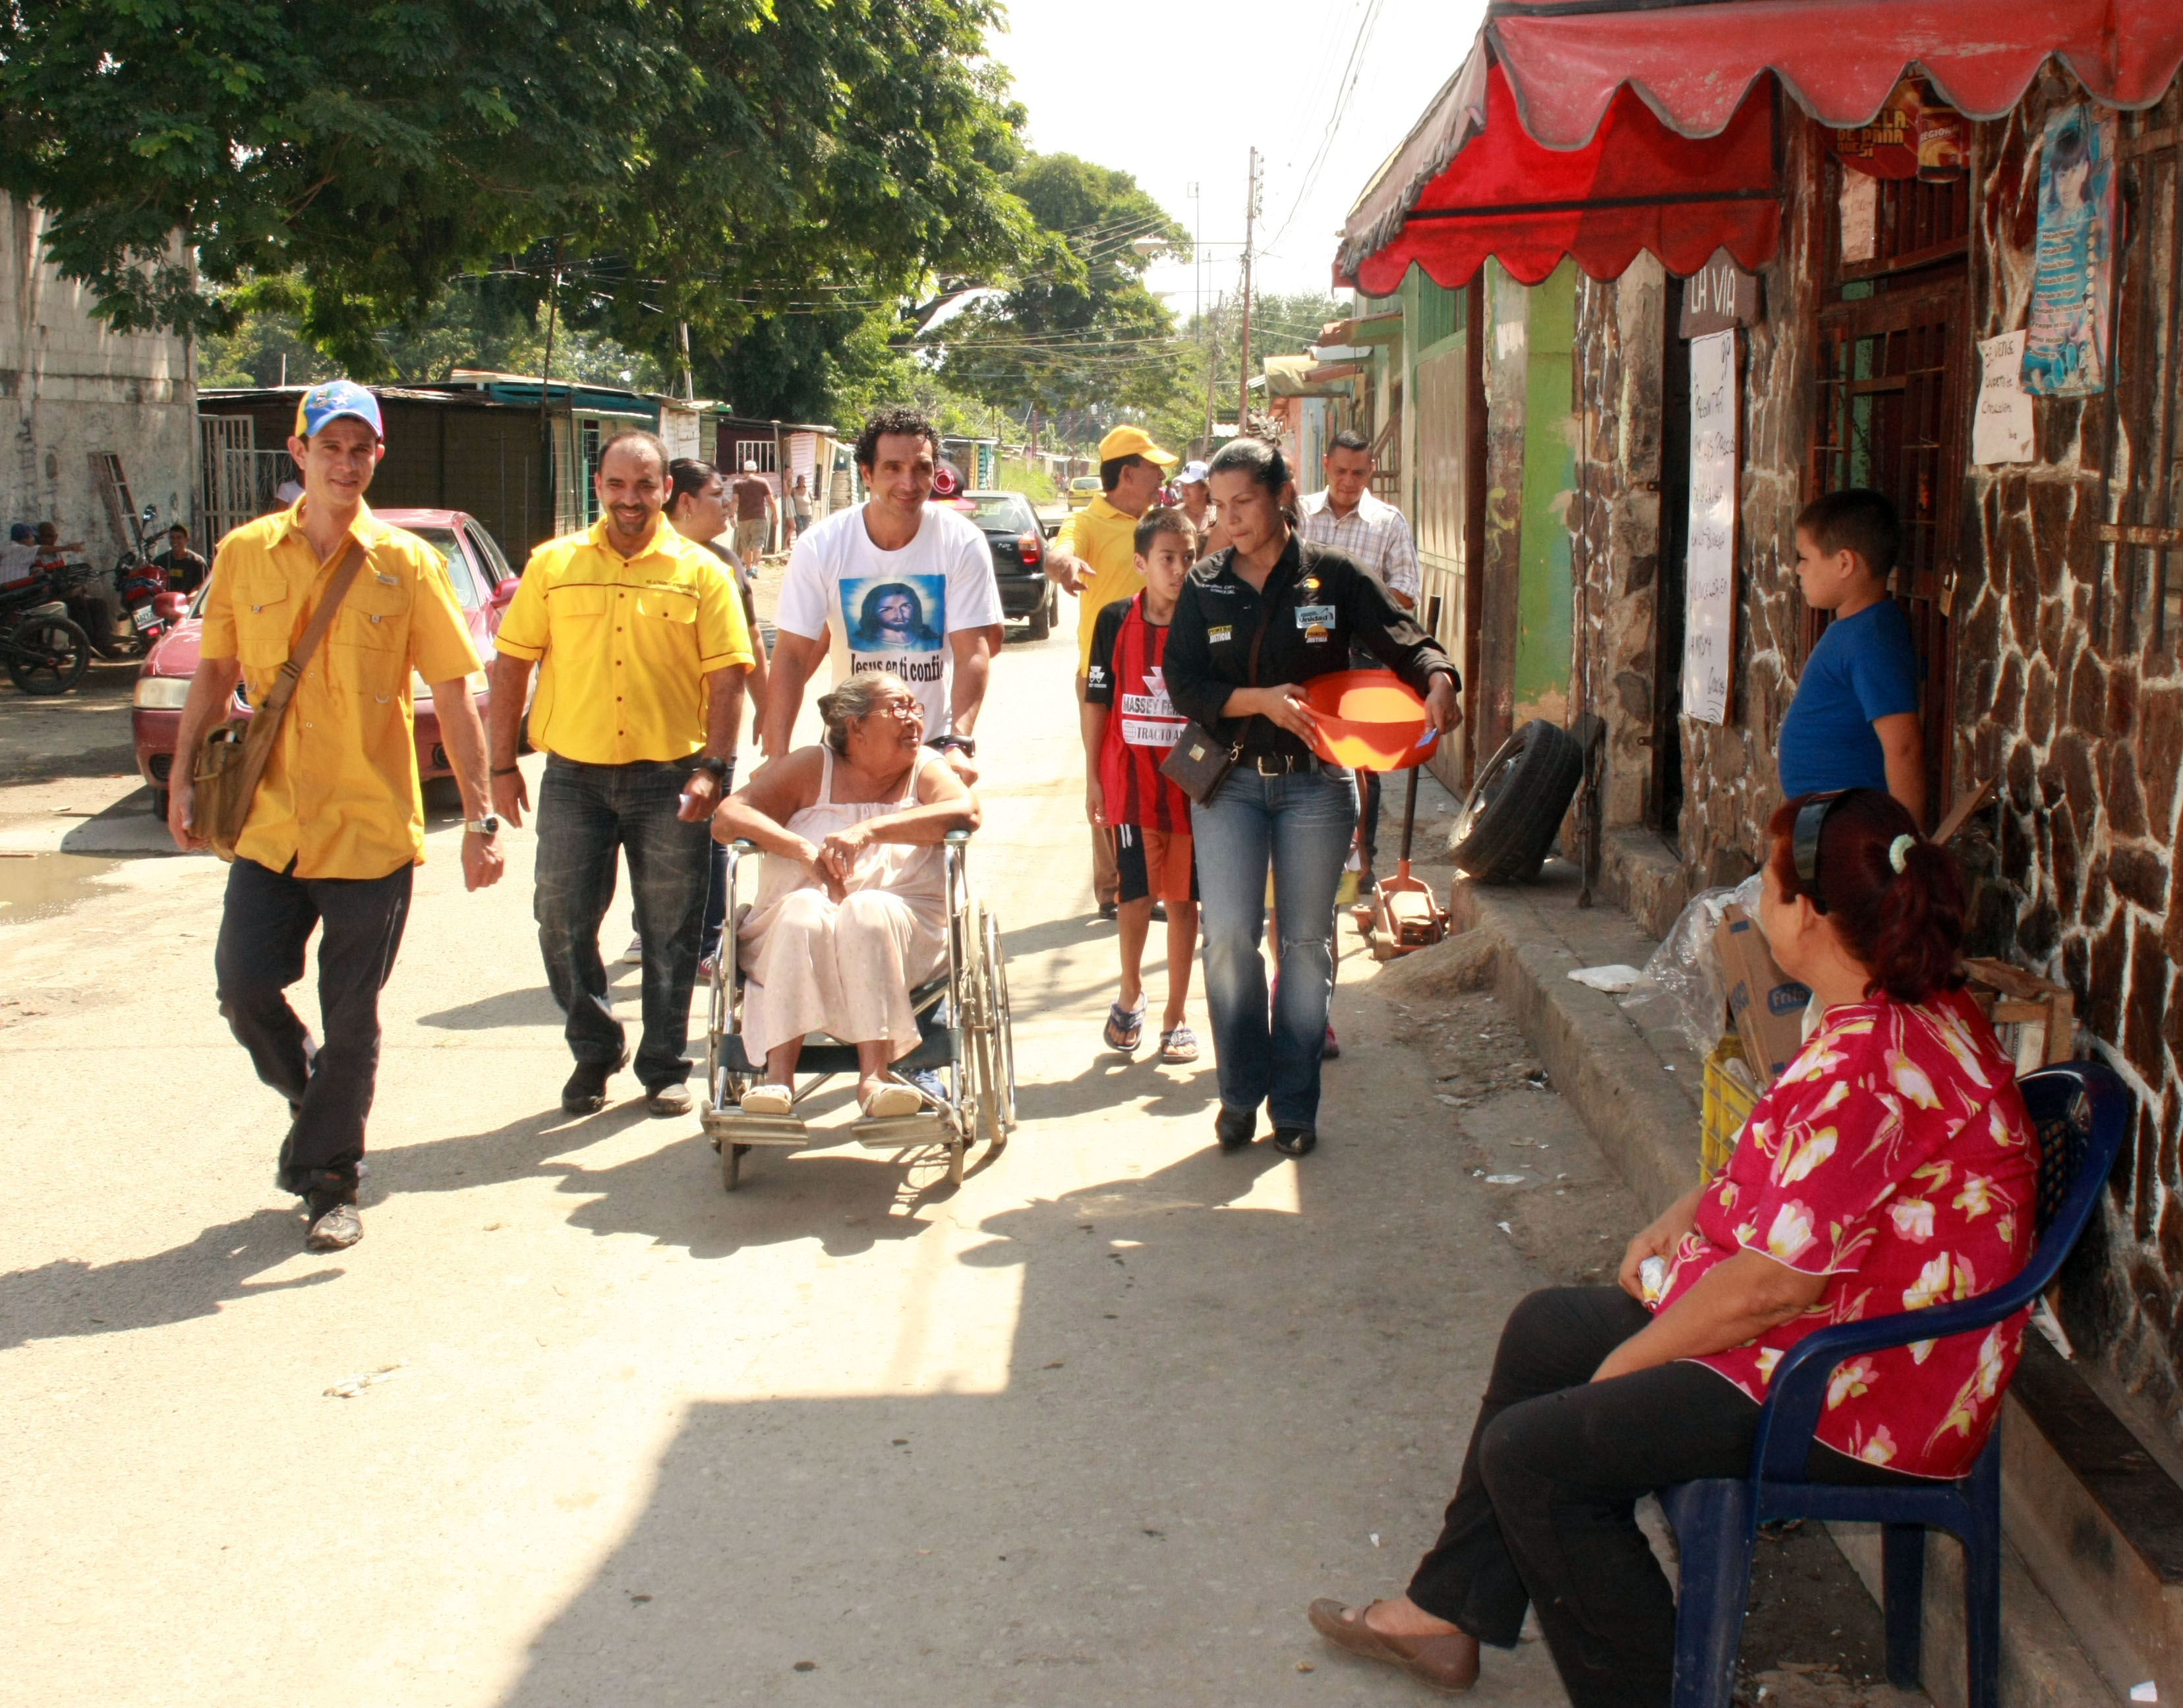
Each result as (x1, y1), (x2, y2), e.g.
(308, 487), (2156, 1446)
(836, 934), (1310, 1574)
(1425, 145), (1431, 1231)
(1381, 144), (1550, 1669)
(964, 490), (1058, 640)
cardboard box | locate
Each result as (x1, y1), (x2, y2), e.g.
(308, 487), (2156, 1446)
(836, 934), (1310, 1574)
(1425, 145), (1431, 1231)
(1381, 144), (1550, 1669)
(1713, 904), (1813, 1086)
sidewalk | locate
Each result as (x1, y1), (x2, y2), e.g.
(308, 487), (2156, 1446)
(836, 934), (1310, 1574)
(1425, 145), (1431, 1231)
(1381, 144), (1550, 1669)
(1432, 838), (2127, 1708)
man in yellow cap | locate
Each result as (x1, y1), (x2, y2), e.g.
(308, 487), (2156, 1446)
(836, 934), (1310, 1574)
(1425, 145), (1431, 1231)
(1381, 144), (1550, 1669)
(1045, 424), (1178, 917)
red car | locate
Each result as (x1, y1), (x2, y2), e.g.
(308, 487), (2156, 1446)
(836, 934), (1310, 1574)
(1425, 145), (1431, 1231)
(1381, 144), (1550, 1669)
(132, 508), (521, 818)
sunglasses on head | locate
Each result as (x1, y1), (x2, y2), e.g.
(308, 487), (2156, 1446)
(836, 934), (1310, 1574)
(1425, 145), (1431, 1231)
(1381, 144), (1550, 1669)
(1791, 790), (1849, 914)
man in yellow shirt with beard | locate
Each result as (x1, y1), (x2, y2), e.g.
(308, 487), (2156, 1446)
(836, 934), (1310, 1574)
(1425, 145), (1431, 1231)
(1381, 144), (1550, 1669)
(1044, 425), (1177, 918)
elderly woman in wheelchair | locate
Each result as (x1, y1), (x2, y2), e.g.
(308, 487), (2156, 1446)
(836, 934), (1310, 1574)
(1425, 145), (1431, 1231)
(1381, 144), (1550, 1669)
(712, 670), (978, 1121)
(1310, 787), (2041, 1707)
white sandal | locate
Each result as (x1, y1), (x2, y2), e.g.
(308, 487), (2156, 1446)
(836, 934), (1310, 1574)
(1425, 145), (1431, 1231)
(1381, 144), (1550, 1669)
(739, 1082), (794, 1116)
(860, 1081), (921, 1119)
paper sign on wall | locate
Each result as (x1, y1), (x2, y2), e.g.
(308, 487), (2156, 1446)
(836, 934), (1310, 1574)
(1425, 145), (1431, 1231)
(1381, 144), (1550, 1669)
(1973, 331), (2035, 464)
(1681, 329), (1738, 726)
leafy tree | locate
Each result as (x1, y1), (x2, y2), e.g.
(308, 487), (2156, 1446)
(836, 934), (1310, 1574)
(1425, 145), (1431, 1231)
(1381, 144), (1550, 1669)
(927, 152), (1190, 422)
(0, 0), (1038, 378)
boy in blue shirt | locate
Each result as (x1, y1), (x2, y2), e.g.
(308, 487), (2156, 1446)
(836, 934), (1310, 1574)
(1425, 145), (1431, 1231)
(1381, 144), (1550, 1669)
(1777, 488), (1926, 824)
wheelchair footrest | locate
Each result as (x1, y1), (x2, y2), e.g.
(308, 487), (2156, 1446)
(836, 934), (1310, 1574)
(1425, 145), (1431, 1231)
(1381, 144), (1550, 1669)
(850, 1112), (957, 1151)
(700, 1108), (809, 1147)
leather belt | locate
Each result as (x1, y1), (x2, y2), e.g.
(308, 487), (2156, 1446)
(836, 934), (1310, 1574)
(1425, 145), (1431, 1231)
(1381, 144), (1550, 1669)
(1249, 751), (1324, 775)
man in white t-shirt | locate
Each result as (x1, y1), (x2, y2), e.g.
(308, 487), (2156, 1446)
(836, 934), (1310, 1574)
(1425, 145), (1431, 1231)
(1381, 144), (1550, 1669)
(765, 406), (1003, 782)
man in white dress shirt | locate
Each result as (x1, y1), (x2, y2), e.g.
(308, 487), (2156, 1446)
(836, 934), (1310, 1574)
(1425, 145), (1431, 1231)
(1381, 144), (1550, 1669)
(1296, 428), (1422, 882)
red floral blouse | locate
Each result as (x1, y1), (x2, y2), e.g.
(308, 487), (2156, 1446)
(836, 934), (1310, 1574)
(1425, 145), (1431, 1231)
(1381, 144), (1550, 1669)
(1654, 986), (2039, 1479)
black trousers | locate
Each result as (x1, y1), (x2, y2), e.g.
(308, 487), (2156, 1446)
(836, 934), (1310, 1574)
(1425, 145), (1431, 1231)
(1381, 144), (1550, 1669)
(214, 855), (414, 1187)
(1408, 1286), (1914, 1708)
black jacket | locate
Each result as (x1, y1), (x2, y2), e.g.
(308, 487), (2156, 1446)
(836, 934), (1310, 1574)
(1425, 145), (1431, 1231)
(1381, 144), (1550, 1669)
(1162, 534), (1457, 764)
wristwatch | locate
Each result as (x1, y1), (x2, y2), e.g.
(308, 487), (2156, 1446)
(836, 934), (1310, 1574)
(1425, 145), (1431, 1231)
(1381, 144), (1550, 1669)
(464, 815), (501, 836)
(690, 754), (731, 783)
(929, 733), (977, 757)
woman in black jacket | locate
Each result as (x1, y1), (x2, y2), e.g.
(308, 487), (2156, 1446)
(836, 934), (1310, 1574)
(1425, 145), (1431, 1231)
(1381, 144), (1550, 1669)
(1161, 438), (1459, 1155)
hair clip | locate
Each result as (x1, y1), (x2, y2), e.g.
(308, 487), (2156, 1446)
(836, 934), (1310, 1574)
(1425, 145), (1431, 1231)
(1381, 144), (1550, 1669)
(1888, 833), (1915, 874)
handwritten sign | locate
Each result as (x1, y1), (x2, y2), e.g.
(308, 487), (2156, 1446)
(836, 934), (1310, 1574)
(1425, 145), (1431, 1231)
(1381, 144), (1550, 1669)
(1681, 329), (1738, 725)
(1973, 330), (2035, 464)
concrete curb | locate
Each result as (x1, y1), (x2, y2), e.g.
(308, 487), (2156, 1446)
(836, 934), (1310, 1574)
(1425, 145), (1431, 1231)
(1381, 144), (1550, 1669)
(1445, 864), (1703, 1216)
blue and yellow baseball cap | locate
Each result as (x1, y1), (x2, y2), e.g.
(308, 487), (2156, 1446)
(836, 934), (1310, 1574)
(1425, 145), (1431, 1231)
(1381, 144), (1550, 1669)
(294, 379), (384, 441)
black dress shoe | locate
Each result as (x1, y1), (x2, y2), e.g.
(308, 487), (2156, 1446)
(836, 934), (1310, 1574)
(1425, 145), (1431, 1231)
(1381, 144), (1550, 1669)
(563, 1047), (633, 1114)
(1273, 1127), (1318, 1156)
(1215, 1106), (1256, 1153)
(1096, 901), (1119, 922)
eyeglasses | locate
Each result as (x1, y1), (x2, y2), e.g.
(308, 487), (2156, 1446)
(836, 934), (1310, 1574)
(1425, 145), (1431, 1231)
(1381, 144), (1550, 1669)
(863, 700), (923, 722)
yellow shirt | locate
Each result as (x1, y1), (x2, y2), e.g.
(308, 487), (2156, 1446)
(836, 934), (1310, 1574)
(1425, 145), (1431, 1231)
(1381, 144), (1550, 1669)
(495, 517), (754, 766)
(200, 498), (481, 880)
(1056, 494), (1145, 675)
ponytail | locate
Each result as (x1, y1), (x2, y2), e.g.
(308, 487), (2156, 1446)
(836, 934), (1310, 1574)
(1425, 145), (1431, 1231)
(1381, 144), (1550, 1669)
(1766, 789), (1966, 1004)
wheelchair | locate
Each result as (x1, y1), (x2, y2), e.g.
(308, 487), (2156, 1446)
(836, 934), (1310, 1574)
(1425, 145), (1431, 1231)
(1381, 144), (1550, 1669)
(700, 830), (1016, 1191)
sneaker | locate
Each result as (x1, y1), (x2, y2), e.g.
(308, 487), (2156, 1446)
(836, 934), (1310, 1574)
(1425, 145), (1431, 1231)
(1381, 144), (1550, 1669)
(1322, 1023), (1341, 1060)
(562, 1046), (632, 1114)
(1215, 1106), (1256, 1153)
(644, 1083), (693, 1118)
(1095, 901), (1119, 923)
(622, 934), (645, 965)
(301, 1169), (361, 1251)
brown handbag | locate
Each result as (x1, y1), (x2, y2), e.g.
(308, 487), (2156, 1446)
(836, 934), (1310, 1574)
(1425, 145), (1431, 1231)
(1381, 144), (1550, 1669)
(1158, 563), (1285, 806)
(191, 540), (369, 861)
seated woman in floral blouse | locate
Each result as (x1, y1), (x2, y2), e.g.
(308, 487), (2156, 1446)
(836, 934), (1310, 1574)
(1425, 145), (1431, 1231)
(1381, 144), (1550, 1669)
(1309, 787), (2037, 1708)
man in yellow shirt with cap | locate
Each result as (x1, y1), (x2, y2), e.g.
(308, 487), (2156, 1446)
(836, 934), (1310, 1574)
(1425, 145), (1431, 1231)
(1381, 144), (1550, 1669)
(490, 430), (755, 1120)
(169, 379), (505, 1254)
(1045, 424), (1178, 917)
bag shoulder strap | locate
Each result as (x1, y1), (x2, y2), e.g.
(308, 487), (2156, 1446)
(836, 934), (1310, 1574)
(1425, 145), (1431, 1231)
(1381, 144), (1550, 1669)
(1242, 548), (1293, 689)
(254, 538), (369, 720)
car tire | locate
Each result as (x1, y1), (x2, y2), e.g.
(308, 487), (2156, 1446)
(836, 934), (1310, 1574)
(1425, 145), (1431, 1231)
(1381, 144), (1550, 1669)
(1449, 720), (1584, 884)
(150, 786), (169, 821)
(1026, 586), (1053, 640)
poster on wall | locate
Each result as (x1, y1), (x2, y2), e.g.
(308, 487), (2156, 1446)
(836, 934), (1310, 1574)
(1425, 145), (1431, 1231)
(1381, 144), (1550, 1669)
(2020, 103), (2117, 397)
(1681, 329), (1737, 726)
(1829, 78), (1968, 181)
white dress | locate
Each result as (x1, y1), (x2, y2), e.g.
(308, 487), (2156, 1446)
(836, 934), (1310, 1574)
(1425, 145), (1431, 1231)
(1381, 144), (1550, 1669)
(736, 747), (948, 1062)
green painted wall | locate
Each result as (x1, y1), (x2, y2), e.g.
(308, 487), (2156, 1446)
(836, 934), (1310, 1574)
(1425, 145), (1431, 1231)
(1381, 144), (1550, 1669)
(1515, 262), (1576, 725)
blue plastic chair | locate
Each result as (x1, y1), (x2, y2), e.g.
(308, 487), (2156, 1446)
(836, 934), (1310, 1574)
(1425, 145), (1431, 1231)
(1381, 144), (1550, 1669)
(1662, 1061), (2130, 1708)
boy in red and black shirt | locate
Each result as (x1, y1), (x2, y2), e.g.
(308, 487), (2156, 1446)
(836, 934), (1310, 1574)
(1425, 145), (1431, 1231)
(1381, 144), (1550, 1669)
(1082, 507), (1200, 1064)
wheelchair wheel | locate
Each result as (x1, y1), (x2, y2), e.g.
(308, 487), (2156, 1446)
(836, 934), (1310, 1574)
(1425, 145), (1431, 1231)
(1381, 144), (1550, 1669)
(975, 903), (1016, 1146)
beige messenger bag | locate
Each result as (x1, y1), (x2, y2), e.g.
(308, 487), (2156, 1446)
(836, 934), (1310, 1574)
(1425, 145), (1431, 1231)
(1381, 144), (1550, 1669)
(191, 540), (369, 862)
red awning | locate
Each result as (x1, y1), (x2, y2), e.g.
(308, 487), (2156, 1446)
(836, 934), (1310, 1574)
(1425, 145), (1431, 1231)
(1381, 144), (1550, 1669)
(1342, 59), (1778, 294)
(1339, 0), (2183, 291)
(1490, 0), (2183, 150)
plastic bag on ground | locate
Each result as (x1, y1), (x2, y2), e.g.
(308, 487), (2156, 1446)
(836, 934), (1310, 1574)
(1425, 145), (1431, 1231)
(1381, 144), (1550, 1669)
(1619, 873), (1763, 1061)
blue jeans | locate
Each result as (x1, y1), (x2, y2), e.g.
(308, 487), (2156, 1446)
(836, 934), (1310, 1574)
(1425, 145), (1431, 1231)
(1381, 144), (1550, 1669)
(535, 756), (710, 1090)
(1191, 765), (1358, 1130)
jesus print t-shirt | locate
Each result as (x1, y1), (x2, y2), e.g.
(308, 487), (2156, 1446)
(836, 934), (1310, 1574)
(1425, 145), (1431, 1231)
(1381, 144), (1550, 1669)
(772, 501), (1004, 736)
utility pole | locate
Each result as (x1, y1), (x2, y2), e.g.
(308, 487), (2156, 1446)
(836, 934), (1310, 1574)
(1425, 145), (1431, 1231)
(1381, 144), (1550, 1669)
(1238, 147), (1260, 438)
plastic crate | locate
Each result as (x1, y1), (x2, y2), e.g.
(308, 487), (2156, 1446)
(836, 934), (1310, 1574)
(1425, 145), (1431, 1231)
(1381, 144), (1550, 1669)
(1701, 1033), (1759, 1183)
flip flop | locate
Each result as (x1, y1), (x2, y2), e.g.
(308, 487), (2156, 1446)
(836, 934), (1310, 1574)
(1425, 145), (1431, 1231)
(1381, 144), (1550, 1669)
(1158, 1025), (1200, 1063)
(1103, 1000), (1146, 1054)
(861, 1081), (921, 1119)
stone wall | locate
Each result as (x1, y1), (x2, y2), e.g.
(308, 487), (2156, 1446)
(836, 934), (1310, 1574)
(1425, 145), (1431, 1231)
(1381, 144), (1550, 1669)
(1954, 72), (2183, 1435)
(1569, 115), (1830, 891)
(1, 194), (197, 554)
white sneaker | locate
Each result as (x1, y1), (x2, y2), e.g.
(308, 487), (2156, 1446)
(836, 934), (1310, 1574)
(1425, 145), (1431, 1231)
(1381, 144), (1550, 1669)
(622, 934), (645, 964)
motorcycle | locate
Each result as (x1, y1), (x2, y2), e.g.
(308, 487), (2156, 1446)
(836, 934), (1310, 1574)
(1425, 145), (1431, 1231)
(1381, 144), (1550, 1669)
(0, 577), (90, 695)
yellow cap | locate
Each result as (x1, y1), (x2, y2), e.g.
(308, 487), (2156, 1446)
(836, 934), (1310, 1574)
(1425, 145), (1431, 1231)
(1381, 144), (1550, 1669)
(1097, 425), (1178, 465)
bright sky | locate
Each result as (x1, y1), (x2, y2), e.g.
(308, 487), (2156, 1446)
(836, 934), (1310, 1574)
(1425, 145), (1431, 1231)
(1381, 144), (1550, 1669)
(987, 0), (1489, 318)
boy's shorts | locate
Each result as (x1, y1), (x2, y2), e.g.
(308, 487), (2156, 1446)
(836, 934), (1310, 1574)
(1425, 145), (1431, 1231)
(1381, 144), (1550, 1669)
(1115, 824), (1198, 905)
